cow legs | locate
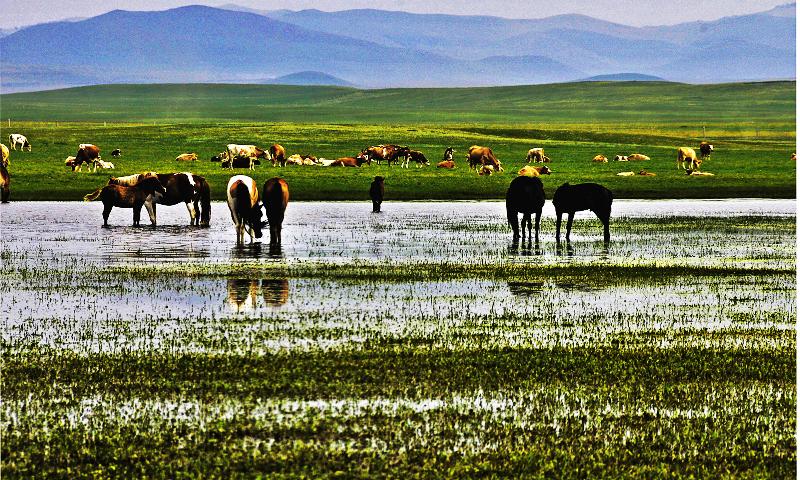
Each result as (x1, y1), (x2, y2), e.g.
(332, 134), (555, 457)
(534, 211), (541, 243)
(270, 224), (282, 245)
(145, 201), (157, 226)
(555, 212), (562, 243)
(133, 202), (143, 226)
(565, 212), (575, 242)
(185, 201), (197, 225)
(507, 210), (520, 240)
(102, 204), (113, 227)
(593, 208), (611, 243)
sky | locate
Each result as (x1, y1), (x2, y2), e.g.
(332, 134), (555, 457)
(0, 0), (790, 29)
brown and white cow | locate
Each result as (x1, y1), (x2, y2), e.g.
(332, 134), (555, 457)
(592, 155), (608, 163)
(73, 144), (101, 172)
(699, 142), (714, 161)
(227, 175), (265, 243)
(436, 160), (456, 169)
(526, 148), (550, 163)
(627, 153), (650, 161)
(402, 150), (429, 168)
(330, 157), (363, 167)
(518, 165), (552, 177)
(226, 144), (270, 170)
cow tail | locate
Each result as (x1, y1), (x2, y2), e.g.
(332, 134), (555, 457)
(198, 177), (212, 227)
(83, 188), (103, 202)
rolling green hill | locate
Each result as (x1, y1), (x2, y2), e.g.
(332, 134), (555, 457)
(0, 81), (794, 125)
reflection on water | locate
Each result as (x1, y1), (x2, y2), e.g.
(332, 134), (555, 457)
(262, 279), (290, 307)
(225, 278), (291, 313)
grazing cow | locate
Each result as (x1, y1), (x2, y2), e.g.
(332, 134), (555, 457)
(64, 156), (77, 168)
(269, 144), (286, 167)
(369, 176), (384, 213)
(1, 144), (9, 166)
(0, 161), (9, 203)
(83, 176), (166, 227)
(677, 147), (700, 173)
(175, 153), (198, 162)
(628, 153), (650, 161)
(613, 155), (628, 162)
(442, 147), (454, 162)
(227, 175), (266, 243)
(506, 176), (545, 242)
(552, 183), (613, 243)
(518, 165), (551, 177)
(111, 149), (122, 158)
(8, 134), (30, 151)
(73, 145), (101, 172)
(403, 150), (429, 168)
(437, 160), (456, 169)
(526, 148), (549, 163)
(592, 155), (608, 163)
(467, 146), (503, 172)
(145, 173), (211, 227)
(699, 142), (714, 161)
(262, 177), (290, 245)
(226, 144), (270, 170)
(360, 146), (387, 165)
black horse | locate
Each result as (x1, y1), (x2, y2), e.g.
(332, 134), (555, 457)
(552, 182), (613, 243)
(369, 176), (385, 213)
(506, 176), (545, 242)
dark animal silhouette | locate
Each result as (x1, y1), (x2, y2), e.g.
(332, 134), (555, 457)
(84, 176), (166, 226)
(506, 176), (545, 242)
(262, 177), (290, 245)
(552, 182), (613, 243)
(442, 147), (454, 162)
(369, 176), (385, 212)
(111, 149), (121, 158)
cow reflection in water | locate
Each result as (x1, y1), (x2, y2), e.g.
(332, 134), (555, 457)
(226, 278), (289, 313)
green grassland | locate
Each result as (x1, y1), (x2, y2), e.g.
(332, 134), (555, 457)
(0, 81), (795, 200)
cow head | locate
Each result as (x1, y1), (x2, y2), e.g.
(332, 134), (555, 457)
(540, 166), (552, 175)
(356, 152), (370, 166)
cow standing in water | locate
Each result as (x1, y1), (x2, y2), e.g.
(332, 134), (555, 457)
(506, 176), (545, 243)
(83, 177), (166, 226)
(552, 182), (613, 243)
(369, 176), (384, 212)
(262, 177), (290, 245)
(227, 175), (266, 244)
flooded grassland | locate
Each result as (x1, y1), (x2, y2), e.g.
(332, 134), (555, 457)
(1, 200), (796, 478)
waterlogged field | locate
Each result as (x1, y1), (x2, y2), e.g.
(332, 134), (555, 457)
(1, 199), (795, 477)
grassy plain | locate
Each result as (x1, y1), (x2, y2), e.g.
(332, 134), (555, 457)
(0, 81), (795, 200)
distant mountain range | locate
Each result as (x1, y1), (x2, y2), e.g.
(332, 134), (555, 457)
(0, 3), (794, 92)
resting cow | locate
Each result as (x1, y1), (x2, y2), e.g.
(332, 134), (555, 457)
(437, 160), (456, 169)
(176, 153), (198, 162)
(592, 155), (608, 163)
(627, 153), (650, 161)
(518, 165), (551, 177)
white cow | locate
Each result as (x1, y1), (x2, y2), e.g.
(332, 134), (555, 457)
(9, 134), (31, 151)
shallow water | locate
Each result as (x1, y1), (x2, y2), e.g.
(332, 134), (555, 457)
(1, 200), (795, 354)
(0, 199), (795, 266)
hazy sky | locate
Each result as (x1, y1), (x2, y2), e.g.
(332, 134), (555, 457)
(0, 0), (789, 28)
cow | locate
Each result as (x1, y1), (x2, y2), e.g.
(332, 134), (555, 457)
(369, 176), (384, 213)
(553, 182), (613, 244)
(677, 147), (700, 173)
(592, 155), (608, 163)
(330, 157), (362, 167)
(526, 148), (550, 163)
(442, 147), (454, 162)
(222, 155), (262, 169)
(83, 176), (166, 227)
(360, 146), (388, 165)
(1, 144), (9, 166)
(226, 144), (270, 170)
(226, 175), (266, 244)
(614, 155), (628, 162)
(64, 156), (77, 168)
(628, 153), (650, 161)
(792, 153), (797, 161)
(388, 145), (411, 166)
(175, 153), (198, 162)
(402, 150), (429, 168)
(506, 175), (545, 242)
(270, 144), (287, 167)
(518, 165), (551, 177)
(699, 142), (714, 161)
(8, 134), (30, 151)
(94, 159), (115, 170)
(467, 146), (503, 172)
(111, 149), (122, 158)
(262, 177), (290, 245)
(437, 160), (456, 169)
(478, 165), (496, 176)
(0, 152), (9, 203)
(73, 145), (101, 172)
(286, 154), (304, 166)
